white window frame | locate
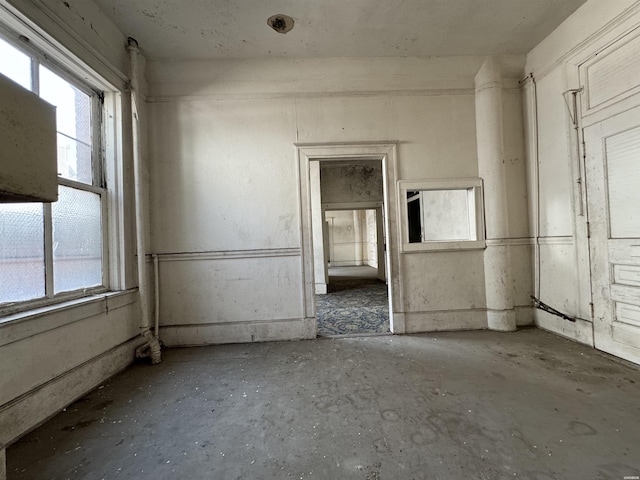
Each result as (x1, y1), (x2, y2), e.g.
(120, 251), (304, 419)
(398, 178), (486, 253)
(0, 18), (123, 316)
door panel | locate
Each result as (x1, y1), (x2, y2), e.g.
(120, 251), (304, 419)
(585, 105), (640, 364)
(604, 126), (640, 237)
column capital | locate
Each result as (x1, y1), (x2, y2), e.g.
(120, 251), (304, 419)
(475, 56), (503, 89)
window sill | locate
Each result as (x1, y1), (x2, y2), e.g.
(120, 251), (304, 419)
(401, 240), (487, 253)
(0, 289), (138, 348)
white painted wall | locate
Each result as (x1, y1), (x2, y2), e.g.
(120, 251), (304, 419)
(147, 54), (530, 339)
(320, 164), (382, 272)
(0, 0), (143, 449)
(523, 0), (640, 343)
(503, 88), (534, 327)
(325, 210), (371, 267)
(1, 0), (638, 460)
(366, 210), (378, 269)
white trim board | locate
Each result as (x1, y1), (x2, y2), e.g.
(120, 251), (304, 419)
(0, 337), (141, 447)
(295, 142), (404, 333)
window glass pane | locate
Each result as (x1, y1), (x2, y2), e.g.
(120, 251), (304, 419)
(56, 133), (92, 182)
(0, 37), (31, 89)
(422, 189), (471, 241)
(52, 186), (102, 293)
(0, 204), (45, 303)
(407, 192), (422, 243)
(39, 66), (93, 184)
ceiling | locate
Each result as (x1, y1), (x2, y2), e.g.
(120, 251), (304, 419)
(93, 0), (588, 61)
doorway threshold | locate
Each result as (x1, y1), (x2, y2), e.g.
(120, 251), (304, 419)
(317, 331), (392, 339)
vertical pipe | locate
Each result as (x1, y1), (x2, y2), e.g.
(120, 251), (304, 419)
(523, 73), (541, 300)
(128, 37), (161, 364)
(153, 253), (160, 338)
(532, 75), (541, 301)
(571, 90), (584, 217)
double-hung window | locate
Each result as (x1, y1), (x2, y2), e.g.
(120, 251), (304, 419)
(0, 35), (107, 312)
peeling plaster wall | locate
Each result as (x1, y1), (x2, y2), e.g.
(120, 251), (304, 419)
(147, 55), (530, 341)
(5, 0), (130, 86)
(523, 0), (640, 344)
(0, 0), (142, 448)
(320, 164), (383, 204)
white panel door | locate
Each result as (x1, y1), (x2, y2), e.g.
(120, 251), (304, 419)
(585, 105), (640, 364)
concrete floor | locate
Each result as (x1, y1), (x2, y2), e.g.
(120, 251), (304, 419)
(328, 265), (379, 278)
(7, 329), (640, 480)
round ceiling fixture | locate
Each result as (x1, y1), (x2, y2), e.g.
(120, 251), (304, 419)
(267, 14), (294, 34)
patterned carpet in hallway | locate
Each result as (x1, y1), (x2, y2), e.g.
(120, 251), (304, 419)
(316, 276), (390, 336)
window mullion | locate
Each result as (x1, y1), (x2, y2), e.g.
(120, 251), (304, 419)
(43, 202), (54, 298)
(30, 57), (38, 93)
(92, 94), (104, 188)
(37, 58), (56, 298)
(419, 192), (426, 242)
(101, 191), (109, 289)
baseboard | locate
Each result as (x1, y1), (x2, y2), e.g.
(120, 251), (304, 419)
(404, 309), (487, 333)
(534, 310), (594, 347)
(515, 305), (534, 326)
(160, 317), (316, 346)
(0, 337), (142, 447)
(327, 261), (365, 267)
(0, 446), (5, 480)
(390, 312), (406, 334)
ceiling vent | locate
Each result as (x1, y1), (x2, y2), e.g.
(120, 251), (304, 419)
(267, 14), (294, 34)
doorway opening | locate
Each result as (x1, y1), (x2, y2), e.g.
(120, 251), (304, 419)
(317, 208), (389, 336)
(296, 142), (403, 337)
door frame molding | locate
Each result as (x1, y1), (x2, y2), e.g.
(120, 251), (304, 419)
(295, 142), (405, 334)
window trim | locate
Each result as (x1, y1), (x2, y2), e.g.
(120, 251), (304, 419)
(398, 177), (486, 253)
(0, 20), (122, 316)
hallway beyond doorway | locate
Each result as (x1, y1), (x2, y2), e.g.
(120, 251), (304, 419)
(316, 265), (390, 336)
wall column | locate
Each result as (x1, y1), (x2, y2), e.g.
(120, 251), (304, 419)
(353, 210), (364, 266)
(475, 57), (517, 332)
(376, 207), (386, 281)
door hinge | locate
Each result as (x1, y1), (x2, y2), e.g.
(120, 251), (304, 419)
(589, 302), (594, 320)
(586, 221), (591, 238)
